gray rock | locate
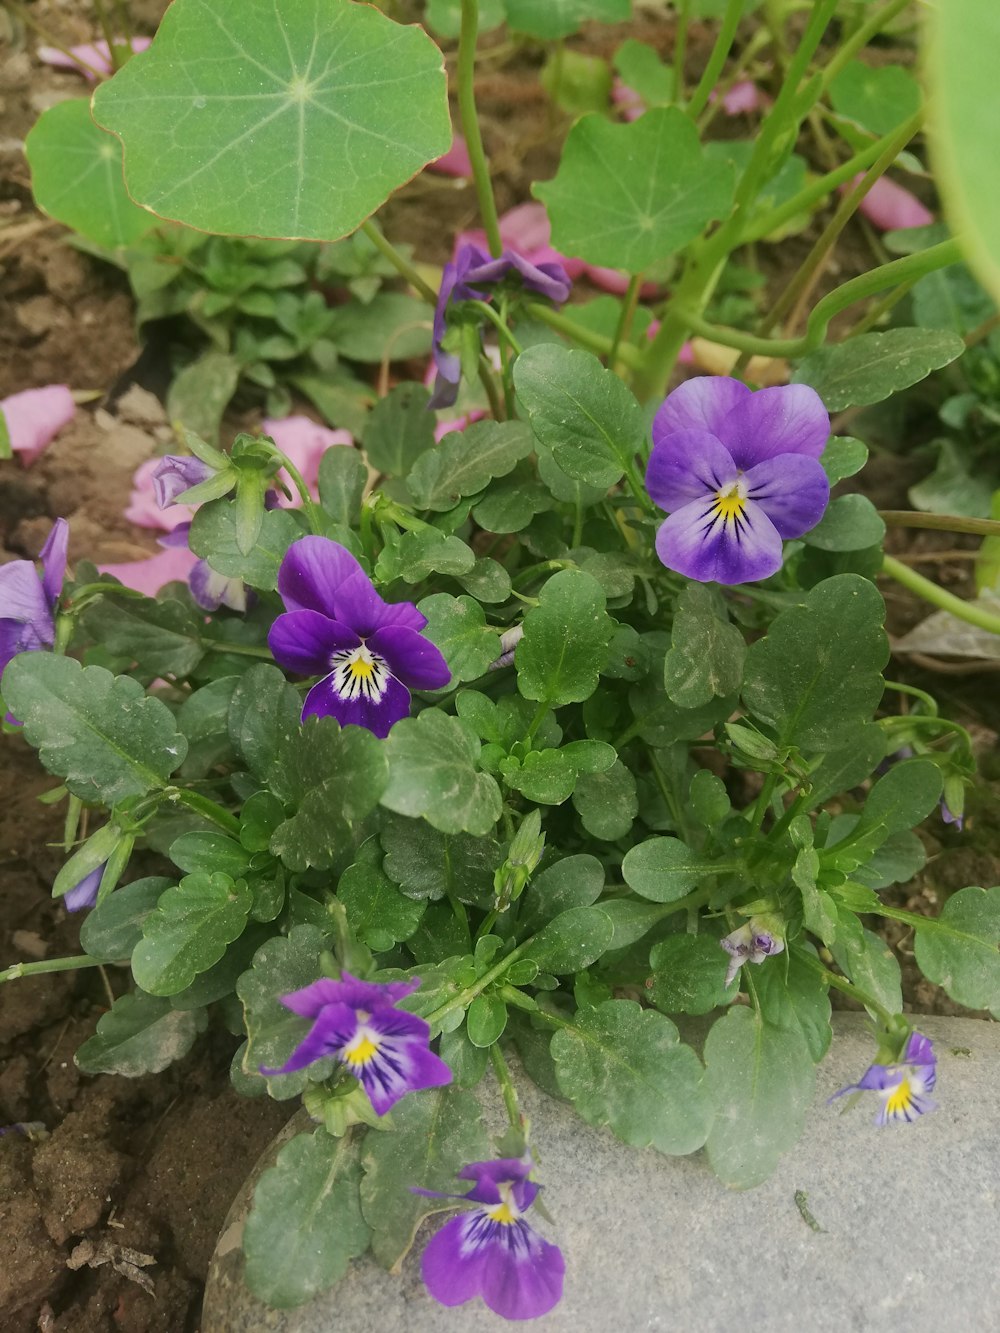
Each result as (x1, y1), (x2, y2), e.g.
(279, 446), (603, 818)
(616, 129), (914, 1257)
(203, 1015), (1000, 1333)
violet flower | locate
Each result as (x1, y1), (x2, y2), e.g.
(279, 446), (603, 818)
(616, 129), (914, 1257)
(63, 863), (105, 912)
(261, 972), (452, 1114)
(431, 242), (570, 408)
(830, 1031), (937, 1127)
(0, 519), (68, 710)
(268, 537), (450, 737)
(418, 1157), (565, 1320)
(645, 377), (831, 584)
(151, 455), (214, 509)
(720, 920), (784, 987)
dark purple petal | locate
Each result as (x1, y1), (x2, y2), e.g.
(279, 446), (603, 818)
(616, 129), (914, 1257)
(368, 625), (451, 691)
(280, 972), (420, 1017)
(421, 1213), (492, 1307)
(459, 1158), (534, 1203)
(152, 455), (213, 509)
(63, 863), (104, 912)
(158, 523), (192, 549)
(301, 670), (411, 737)
(189, 559), (248, 612)
(39, 518), (68, 608)
(652, 376), (751, 444)
(721, 383), (830, 469)
(466, 250), (571, 304)
(356, 1019), (453, 1115)
(0, 616), (52, 679)
(332, 571), (427, 636)
(743, 453), (830, 538)
(480, 1222), (565, 1320)
(655, 496), (783, 585)
(261, 1010), (355, 1075)
(277, 537), (366, 617)
(428, 370), (461, 412)
(269, 609), (361, 676)
(644, 429), (738, 513)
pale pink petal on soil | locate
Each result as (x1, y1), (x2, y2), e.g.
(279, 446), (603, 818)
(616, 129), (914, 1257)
(99, 545), (198, 596)
(124, 458), (196, 532)
(262, 416), (353, 505)
(720, 81), (769, 115)
(1, 386), (76, 465)
(841, 175), (934, 231)
(428, 135), (473, 177)
(37, 37), (151, 80)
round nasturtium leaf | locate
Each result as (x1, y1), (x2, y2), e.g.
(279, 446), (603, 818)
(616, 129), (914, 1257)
(90, 0), (452, 241)
(25, 98), (154, 249)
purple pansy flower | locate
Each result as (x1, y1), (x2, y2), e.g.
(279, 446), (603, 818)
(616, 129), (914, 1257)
(261, 972), (452, 1115)
(418, 1156), (565, 1320)
(151, 455), (214, 509)
(830, 1031), (937, 1127)
(267, 537), (451, 738)
(645, 377), (831, 584)
(0, 519), (68, 719)
(431, 242), (571, 408)
(62, 862), (105, 912)
(720, 919), (784, 986)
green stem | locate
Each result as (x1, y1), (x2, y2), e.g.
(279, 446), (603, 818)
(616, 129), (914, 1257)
(425, 943), (529, 1026)
(359, 220), (437, 305)
(797, 951), (895, 1026)
(879, 511), (1000, 538)
(200, 639), (273, 658)
(673, 0), (691, 105)
(468, 300), (524, 357)
(845, 276), (916, 338)
(524, 702), (550, 745)
(687, 0), (744, 120)
(0, 955), (105, 985)
(883, 679), (938, 715)
(525, 302), (643, 368)
(489, 1043), (521, 1128)
(477, 353), (506, 421)
(459, 0), (503, 257)
(169, 788), (241, 836)
(269, 447), (321, 517)
(749, 771), (780, 835)
(609, 274), (642, 374)
(881, 554), (1000, 636)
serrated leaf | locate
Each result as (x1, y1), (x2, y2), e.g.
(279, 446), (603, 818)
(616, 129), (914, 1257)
(228, 663), (303, 802)
(381, 710), (502, 836)
(417, 593), (500, 683)
(176, 675), (239, 778)
(664, 583), (745, 707)
(79, 877), (170, 963)
(244, 1130), (371, 1309)
(380, 812), (499, 905)
(188, 501), (301, 590)
(338, 837), (425, 951)
(551, 999), (710, 1154)
(571, 759), (637, 839)
(534, 107), (733, 271)
(501, 749), (578, 805)
(406, 420), (534, 510)
(792, 329), (965, 411)
(1, 655), (186, 804)
(131, 872), (253, 996)
(318, 447), (367, 527)
(75, 990), (205, 1076)
(516, 569), (614, 707)
(374, 528), (475, 583)
(91, 0), (451, 241)
(913, 885), (1000, 1010)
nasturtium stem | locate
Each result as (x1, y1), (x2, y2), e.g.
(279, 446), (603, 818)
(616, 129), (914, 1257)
(879, 511), (1000, 538)
(609, 274), (642, 375)
(686, 0), (744, 120)
(881, 554), (1000, 636)
(358, 219), (438, 305)
(459, 0), (503, 257)
(168, 788), (241, 836)
(0, 955), (105, 985)
(489, 1043), (522, 1129)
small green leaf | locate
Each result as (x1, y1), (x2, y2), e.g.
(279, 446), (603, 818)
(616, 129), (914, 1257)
(79, 878), (170, 963)
(244, 1130), (371, 1309)
(361, 382), (435, 477)
(793, 329), (966, 411)
(166, 351), (242, 443)
(571, 760), (638, 839)
(650, 935), (731, 1015)
(516, 569), (614, 707)
(131, 872), (253, 996)
(803, 494), (886, 551)
(318, 447), (367, 527)
(228, 664), (303, 803)
(504, 0), (629, 40)
(189, 501), (301, 590)
(381, 710), (502, 837)
(913, 885), (1000, 1011)
(829, 61), (922, 137)
(76, 990), (205, 1076)
(466, 993), (509, 1047)
(407, 420), (534, 510)
(664, 583), (746, 707)
(501, 749), (578, 805)
(518, 854), (605, 932)
(622, 837), (721, 903)
(417, 593), (500, 684)
(830, 909), (902, 1018)
(380, 812), (498, 905)
(820, 435), (869, 484)
(169, 831), (251, 878)
(338, 838), (425, 951)
(374, 529), (475, 583)
(523, 905), (614, 973)
(613, 38), (674, 107)
(551, 999), (711, 1154)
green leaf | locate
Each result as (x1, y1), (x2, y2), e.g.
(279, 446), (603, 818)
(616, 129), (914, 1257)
(228, 664), (303, 802)
(417, 593), (500, 684)
(913, 885), (1000, 1010)
(380, 812), (499, 904)
(518, 854), (605, 932)
(792, 329), (966, 412)
(318, 447), (367, 527)
(466, 993), (509, 1046)
(514, 344), (644, 489)
(571, 759), (638, 839)
(515, 569), (614, 707)
(501, 749), (578, 805)
(534, 107), (733, 271)
(828, 61), (922, 137)
(504, 0), (629, 39)
(361, 382), (435, 478)
(457, 558), (511, 604)
(244, 1130), (371, 1309)
(613, 38), (674, 107)
(79, 877), (170, 963)
(25, 98), (153, 249)
(471, 470), (552, 534)
(664, 583), (746, 707)
(374, 529), (475, 583)
(76, 990), (205, 1076)
(753, 946), (832, 1062)
(338, 838), (425, 951)
(741, 574), (888, 753)
(437, 1026), (491, 1087)
(131, 872), (253, 996)
(270, 719), (390, 872)
(1, 655), (186, 804)
(600, 899), (669, 949)
(822, 759), (943, 874)
(176, 676), (239, 778)
(188, 501), (300, 590)
(830, 909), (902, 1018)
(820, 435), (869, 484)
(704, 1006), (815, 1189)
(802, 493), (886, 553)
(360, 1086), (489, 1270)
(407, 420), (534, 511)
(524, 905), (613, 973)
(169, 831), (251, 878)
(650, 934), (731, 1015)
(426, 0), (505, 38)
(622, 837), (722, 903)
(551, 999), (711, 1154)
(91, 0), (451, 241)
(381, 710), (502, 836)
(329, 294), (433, 363)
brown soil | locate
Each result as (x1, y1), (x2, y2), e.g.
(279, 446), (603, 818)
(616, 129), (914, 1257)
(2, 6), (998, 1330)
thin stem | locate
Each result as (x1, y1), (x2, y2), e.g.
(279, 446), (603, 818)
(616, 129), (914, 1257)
(879, 511), (1000, 538)
(200, 638), (273, 658)
(881, 554), (1000, 636)
(749, 771), (780, 835)
(673, 0), (691, 105)
(609, 274), (642, 374)
(0, 955), (105, 985)
(846, 277), (916, 339)
(169, 788), (241, 836)
(359, 219), (437, 305)
(796, 951), (895, 1026)
(425, 943), (529, 1026)
(883, 679), (939, 715)
(459, 0), (503, 257)
(468, 300), (524, 356)
(687, 0), (744, 120)
(477, 353), (506, 420)
(525, 302), (643, 368)
(489, 1043), (521, 1128)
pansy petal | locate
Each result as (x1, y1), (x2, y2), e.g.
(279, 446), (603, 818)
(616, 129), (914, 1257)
(652, 376), (751, 444)
(0, 561), (51, 627)
(0, 617), (50, 677)
(903, 1031), (935, 1067)
(358, 1035), (453, 1115)
(368, 625), (451, 692)
(277, 537), (366, 617)
(301, 671), (411, 738)
(421, 1214), (492, 1308)
(722, 383), (830, 468)
(262, 1014), (352, 1075)
(481, 1225), (565, 1320)
(268, 610), (360, 676)
(63, 864), (104, 912)
(655, 496), (783, 585)
(644, 429), (738, 512)
(332, 571), (427, 636)
(39, 519), (69, 608)
(743, 453), (830, 538)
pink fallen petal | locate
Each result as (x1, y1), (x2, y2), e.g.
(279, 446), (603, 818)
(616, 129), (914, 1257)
(678, 340), (695, 362)
(720, 81), (768, 115)
(612, 79), (644, 122)
(842, 174), (934, 232)
(1, 385), (76, 465)
(124, 457), (195, 532)
(262, 415), (353, 505)
(435, 409), (487, 441)
(428, 135), (473, 177)
(37, 36), (152, 81)
(99, 544), (198, 597)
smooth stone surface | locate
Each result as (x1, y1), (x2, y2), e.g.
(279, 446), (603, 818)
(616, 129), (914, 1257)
(203, 1015), (1000, 1333)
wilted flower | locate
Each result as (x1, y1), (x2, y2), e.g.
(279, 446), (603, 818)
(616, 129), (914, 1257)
(62, 863), (105, 912)
(1, 385), (75, 465)
(0, 519), (68, 716)
(645, 377), (831, 584)
(268, 537), (450, 737)
(830, 1031), (937, 1127)
(261, 972), (452, 1115)
(150, 455), (214, 510)
(418, 1157), (565, 1320)
(720, 920), (784, 986)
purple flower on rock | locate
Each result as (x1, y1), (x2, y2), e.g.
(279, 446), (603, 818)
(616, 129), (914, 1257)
(431, 242), (571, 408)
(151, 455), (214, 509)
(645, 377), (831, 584)
(0, 519), (68, 720)
(62, 862), (105, 912)
(720, 920), (784, 986)
(830, 1031), (937, 1127)
(261, 972), (452, 1115)
(418, 1156), (565, 1320)
(268, 537), (450, 737)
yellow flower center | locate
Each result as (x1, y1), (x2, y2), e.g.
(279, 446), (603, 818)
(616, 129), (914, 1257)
(343, 1030), (380, 1067)
(348, 656), (375, 680)
(713, 480), (747, 522)
(486, 1201), (518, 1225)
(884, 1077), (914, 1118)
